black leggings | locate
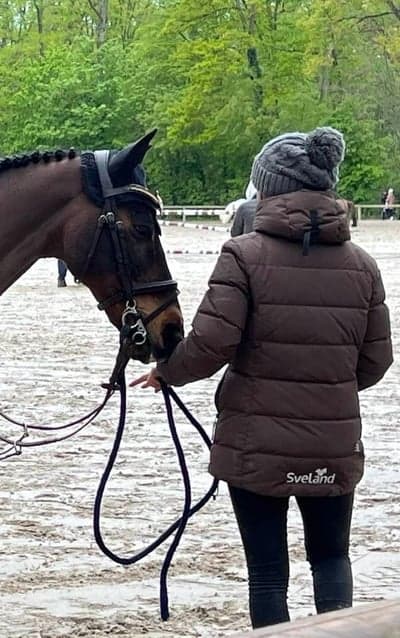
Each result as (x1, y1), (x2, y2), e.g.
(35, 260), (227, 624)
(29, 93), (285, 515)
(229, 485), (354, 628)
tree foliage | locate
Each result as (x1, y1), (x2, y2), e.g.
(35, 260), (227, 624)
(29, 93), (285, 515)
(1, 0), (400, 203)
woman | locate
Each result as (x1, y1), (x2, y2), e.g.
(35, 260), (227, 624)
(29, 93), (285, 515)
(384, 187), (396, 220)
(131, 127), (393, 627)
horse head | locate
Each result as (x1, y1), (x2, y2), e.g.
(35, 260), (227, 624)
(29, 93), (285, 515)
(63, 130), (183, 363)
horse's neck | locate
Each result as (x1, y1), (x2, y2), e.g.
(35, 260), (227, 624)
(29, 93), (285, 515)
(0, 159), (81, 294)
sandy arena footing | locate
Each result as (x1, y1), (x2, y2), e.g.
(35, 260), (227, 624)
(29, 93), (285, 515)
(0, 220), (399, 637)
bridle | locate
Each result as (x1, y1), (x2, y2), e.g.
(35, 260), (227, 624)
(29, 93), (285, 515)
(81, 150), (179, 358)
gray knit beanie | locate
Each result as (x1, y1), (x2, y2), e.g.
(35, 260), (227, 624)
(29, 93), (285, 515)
(250, 127), (345, 197)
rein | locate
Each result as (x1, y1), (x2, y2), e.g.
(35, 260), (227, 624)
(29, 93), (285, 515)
(93, 372), (218, 621)
(0, 153), (217, 619)
(0, 389), (114, 461)
(0, 344), (218, 621)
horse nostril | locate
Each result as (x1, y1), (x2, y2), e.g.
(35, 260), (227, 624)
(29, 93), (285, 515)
(161, 322), (184, 357)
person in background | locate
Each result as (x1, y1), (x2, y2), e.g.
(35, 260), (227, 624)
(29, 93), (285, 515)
(131, 127), (392, 628)
(381, 190), (388, 220)
(348, 199), (358, 227)
(229, 180), (258, 236)
(57, 259), (68, 287)
(336, 198), (357, 228)
(57, 259), (80, 287)
(230, 195), (257, 236)
(383, 187), (396, 220)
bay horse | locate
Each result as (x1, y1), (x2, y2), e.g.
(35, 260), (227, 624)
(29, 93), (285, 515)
(0, 129), (183, 363)
(0, 130), (224, 624)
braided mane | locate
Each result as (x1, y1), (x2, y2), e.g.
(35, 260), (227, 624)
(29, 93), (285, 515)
(0, 148), (78, 174)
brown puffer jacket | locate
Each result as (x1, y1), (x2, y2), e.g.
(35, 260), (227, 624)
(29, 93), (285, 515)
(157, 190), (393, 497)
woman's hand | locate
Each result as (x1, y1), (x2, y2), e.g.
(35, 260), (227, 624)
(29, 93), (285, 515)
(129, 367), (162, 392)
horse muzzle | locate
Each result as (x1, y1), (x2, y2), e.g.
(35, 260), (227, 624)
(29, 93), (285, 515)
(153, 322), (184, 361)
(120, 302), (183, 364)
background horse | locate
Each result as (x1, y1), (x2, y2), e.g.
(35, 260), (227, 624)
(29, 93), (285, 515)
(0, 130), (183, 362)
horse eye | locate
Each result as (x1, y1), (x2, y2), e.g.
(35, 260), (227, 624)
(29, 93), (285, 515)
(133, 224), (153, 239)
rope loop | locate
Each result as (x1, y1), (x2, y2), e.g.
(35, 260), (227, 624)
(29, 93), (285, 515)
(93, 373), (218, 621)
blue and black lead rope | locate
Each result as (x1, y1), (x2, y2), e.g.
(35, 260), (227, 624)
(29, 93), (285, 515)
(93, 373), (218, 621)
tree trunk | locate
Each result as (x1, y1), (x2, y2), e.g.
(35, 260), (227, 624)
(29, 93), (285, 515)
(33, 0), (44, 56)
(247, 3), (264, 110)
(87, 0), (108, 46)
(97, 0), (108, 46)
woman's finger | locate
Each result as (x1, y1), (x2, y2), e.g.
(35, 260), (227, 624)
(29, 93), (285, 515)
(129, 374), (149, 387)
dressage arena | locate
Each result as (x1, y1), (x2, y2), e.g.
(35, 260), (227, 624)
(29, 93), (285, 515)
(0, 220), (399, 638)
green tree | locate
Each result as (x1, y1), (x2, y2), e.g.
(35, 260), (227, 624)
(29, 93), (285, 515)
(1, 0), (400, 205)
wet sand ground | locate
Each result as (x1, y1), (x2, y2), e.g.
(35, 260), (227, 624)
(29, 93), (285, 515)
(0, 220), (399, 637)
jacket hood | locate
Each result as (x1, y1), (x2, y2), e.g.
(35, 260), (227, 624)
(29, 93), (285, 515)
(253, 190), (350, 245)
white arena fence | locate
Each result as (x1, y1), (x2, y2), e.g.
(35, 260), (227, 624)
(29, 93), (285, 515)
(159, 220), (229, 234)
(355, 204), (400, 219)
(161, 205), (400, 223)
(161, 206), (225, 223)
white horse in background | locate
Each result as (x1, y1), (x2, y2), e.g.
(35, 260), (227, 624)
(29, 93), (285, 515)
(219, 197), (246, 224)
(219, 180), (256, 225)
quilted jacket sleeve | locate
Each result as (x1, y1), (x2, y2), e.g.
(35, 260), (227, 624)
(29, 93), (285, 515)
(357, 266), (393, 390)
(157, 239), (249, 386)
(230, 207), (245, 237)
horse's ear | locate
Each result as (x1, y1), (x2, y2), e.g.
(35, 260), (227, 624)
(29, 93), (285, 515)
(108, 128), (157, 186)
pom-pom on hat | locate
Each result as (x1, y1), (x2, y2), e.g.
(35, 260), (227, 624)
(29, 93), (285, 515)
(250, 126), (345, 197)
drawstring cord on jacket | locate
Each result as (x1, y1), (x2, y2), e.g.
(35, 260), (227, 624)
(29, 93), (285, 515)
(302, 209), (320, 256)
(93, 372), (219, 621)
